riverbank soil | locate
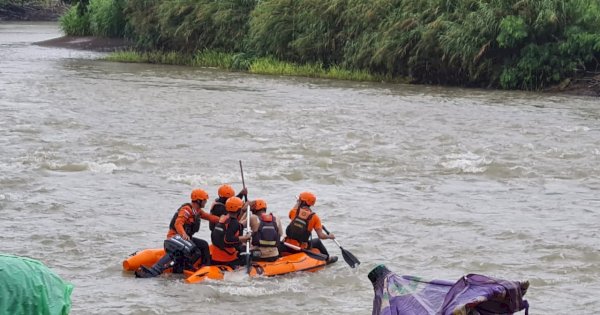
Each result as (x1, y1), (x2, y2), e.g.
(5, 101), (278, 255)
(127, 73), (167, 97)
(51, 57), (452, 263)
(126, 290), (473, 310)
(545, 74), (600, 97)
(35, 36), (133, 52)
(0, 2), (67, 21)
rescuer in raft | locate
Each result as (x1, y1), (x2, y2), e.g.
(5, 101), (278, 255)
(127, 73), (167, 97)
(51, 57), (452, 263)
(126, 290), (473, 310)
(209, 196), (251, 267)
(208, 184), (248, 232)
(279, 191), (337, 264)
(240, 198), (284, 262)
(135, 188), (219, 278)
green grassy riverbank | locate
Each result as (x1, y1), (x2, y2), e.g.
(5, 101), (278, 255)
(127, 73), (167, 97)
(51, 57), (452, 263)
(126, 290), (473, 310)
(58, 0), (600, 92)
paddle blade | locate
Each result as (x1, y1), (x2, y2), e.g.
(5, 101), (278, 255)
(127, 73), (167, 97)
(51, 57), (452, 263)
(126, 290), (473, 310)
(304, 249), (328, 261)
(340, 247), (360, 268)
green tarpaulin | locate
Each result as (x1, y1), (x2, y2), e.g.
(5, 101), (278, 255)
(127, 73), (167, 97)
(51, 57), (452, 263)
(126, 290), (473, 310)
(0, 253), (73, 315)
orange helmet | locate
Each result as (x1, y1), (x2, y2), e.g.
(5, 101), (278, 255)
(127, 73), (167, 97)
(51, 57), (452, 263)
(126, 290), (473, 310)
(190, 189), (209, 201)
(253, 199), (267, 212)
(218, 184), (235, 198)
(298, 191), (316, 206)
(225, 197), (243, 212)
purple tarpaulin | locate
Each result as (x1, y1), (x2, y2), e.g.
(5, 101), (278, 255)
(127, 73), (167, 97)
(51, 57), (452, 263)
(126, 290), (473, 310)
(369, 265), (529, 315)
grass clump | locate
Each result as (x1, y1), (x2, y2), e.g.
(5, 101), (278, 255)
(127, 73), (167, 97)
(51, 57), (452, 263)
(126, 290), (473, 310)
(192, 50), (234, 69)
(105, 50), (193, 65)
(249, 57), (383, 81)
(106, 49), (383, 82)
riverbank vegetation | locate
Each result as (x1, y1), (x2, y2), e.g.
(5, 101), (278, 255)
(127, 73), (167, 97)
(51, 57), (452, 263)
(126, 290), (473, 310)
(59, 0), (600, 91)
(0, 0), (67, 20)
(105, 49), (388, 82)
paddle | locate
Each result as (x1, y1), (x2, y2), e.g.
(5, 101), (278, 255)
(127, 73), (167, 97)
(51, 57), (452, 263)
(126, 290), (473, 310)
(322, 226), (360, 268)
(244, 204), (252, 274)
(239, 160), (251, 275)
(283, 242), (328, 261)
(239, 160), (247, 202)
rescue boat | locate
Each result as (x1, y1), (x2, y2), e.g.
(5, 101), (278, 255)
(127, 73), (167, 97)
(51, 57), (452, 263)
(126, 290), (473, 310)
(122, 247), (332, 283)
(122, 248), (166, 272)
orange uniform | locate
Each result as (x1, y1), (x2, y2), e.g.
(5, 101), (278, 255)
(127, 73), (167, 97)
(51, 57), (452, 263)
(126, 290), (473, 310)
(167, 204), (219, 239)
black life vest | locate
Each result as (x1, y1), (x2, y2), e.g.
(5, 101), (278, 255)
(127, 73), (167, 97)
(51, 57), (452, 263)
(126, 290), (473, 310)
(285, 207), (315, 243)
(253, 213), (279, 247)
(169, 203), (200, 237)
(211, 215), (240, 252)
(209, 199), (226, 231)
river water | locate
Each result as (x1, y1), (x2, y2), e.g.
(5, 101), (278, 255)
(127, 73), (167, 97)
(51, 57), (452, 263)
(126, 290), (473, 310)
(1, 22), (599, 314)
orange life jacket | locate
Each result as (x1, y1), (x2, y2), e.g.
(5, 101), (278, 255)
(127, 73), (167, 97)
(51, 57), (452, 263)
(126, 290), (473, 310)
(168, 203), (200, 237)
(285, 207), (315, 244)
(210, 214), (242, 262)
(211, 214), (241, 251)
(209, 244), (237, 263)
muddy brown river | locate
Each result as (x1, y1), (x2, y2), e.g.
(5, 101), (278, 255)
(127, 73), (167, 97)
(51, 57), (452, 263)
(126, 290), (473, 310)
(1, 22), (599, 314)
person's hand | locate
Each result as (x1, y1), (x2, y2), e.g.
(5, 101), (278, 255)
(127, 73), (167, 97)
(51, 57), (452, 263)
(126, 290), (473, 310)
(239, 187), (248, 196)
(328, 233), (335, 240)
(239, 234), (251, 242)
(182, 233), (190, 241)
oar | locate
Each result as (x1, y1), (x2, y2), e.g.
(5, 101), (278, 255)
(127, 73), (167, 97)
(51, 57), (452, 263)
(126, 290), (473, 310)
(244, 204), (252, 274)
(322, 226), (360, 268)
(238, 160), (250, 223)
(239, 160), (247, 202)
(240, 160), (251, 275)
(283, 242), (328, 261)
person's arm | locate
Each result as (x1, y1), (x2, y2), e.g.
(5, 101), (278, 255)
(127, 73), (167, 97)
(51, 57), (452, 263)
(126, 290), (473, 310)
(175, 206), (191, 239)
(312, 215), (334, 240)
(250, 215), (259, 233)
(315, 227), (334, 240)
(236, 187), (248, 199)
(239, 200), (259, 227)
(239, 208), (248, 227)
(276, 217), (284, 238)
(199, 209), (219, 224)
(239, 233), (251, 242)
(209, 203), (225, 231)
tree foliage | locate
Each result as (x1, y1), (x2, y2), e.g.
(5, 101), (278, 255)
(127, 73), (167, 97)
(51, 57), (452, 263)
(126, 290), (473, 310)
(61, 0), (600, 90)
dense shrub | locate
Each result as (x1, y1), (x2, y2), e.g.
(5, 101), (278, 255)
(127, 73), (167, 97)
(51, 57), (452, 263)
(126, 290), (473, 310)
(88, 0), (126, 37)
(124, 0), (255, 52)
(59, 3), (90, 36)
(63, 0), (600, 90)
(60, 0), (126, 37)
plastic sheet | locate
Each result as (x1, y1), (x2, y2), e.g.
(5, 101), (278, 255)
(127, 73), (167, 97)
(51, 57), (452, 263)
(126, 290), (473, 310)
(0, 253), (73, 315)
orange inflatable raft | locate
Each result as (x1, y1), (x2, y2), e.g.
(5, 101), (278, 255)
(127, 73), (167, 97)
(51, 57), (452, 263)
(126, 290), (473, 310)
(122, 248), (166, 272)
(122, 247), (332, 284)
